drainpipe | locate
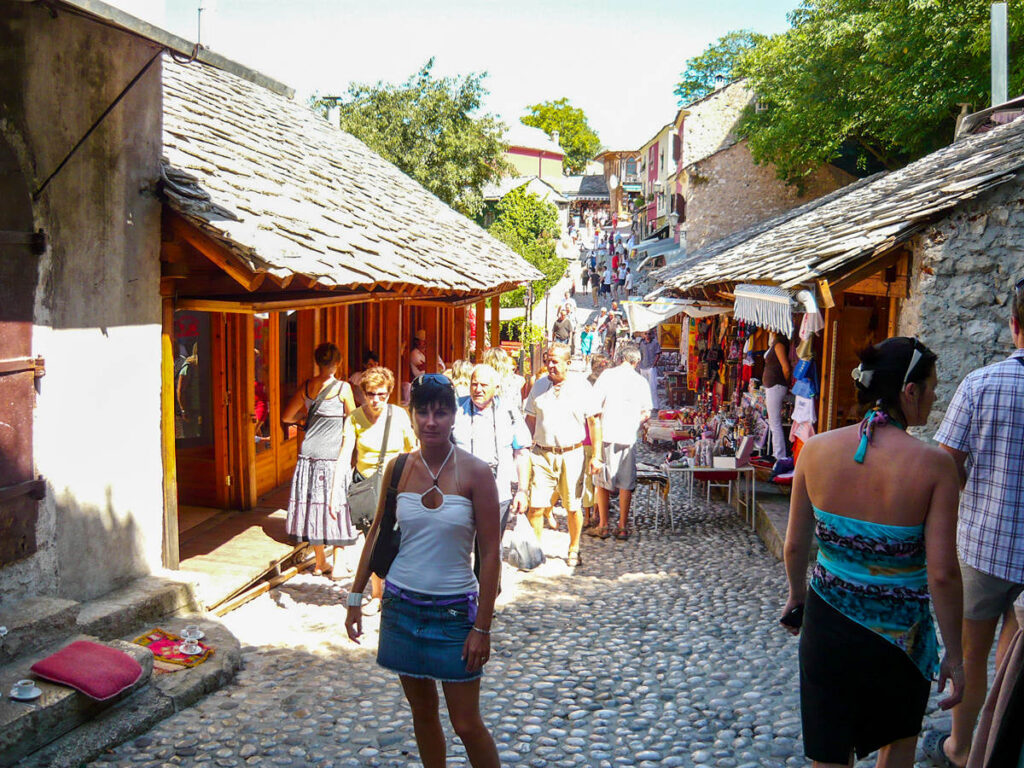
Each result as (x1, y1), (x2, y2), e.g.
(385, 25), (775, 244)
(992, 1), (1008, 107)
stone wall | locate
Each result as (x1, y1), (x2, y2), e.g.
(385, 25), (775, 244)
(0, 4), (165, 603)
(683, 81), (753, 168)
(898, 174), (1024, 435)
(683, 141), (855, 251)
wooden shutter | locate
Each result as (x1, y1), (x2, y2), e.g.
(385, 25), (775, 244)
(0, 142), (45, 566)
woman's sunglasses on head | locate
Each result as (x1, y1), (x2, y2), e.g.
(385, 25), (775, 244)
(412, 373), (454, 390)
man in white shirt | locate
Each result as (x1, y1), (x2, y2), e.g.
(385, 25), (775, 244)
(588, 342), (652, 540)
(524, 343), (602, 567)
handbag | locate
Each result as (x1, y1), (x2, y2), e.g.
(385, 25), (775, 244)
(368, 454), (409, 579)
(348, 405), (393, 532)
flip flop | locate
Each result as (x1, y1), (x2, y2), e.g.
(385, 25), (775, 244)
(921, 731), (959, 768)
(614, 528), (630, 541)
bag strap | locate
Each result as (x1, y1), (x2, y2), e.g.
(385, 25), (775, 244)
(375, 405), (393, 474)
(381, 453), (409, 532)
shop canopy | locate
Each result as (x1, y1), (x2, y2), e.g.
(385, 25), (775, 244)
(621, 299), (731, 333)
(732, 284), (794, 337)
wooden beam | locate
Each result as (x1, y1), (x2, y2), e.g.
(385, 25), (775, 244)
(167, 213), (261, 291)
(829, 248), (908, 295)
(175, 292), (392, 314)
(490, 295), (501, 348)
(454, 307), (466, 360)
(160, 290), (179, 569)
(241, 315), (257, 508)
(382, 301), (402, 388)
(475, 300), (486, 363)
(425, 307), (440, 373)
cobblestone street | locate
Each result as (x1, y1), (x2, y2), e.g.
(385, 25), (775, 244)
(86, 490), (953, 768)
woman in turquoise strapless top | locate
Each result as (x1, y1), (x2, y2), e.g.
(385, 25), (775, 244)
(782, 337), (964, 768)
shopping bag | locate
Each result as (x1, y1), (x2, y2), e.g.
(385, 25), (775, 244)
(505, 515), (545, 571)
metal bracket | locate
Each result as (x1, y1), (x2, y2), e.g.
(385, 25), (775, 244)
(0, 477), (46, 503)
(0, 230), (47, 255)
(0, 357), (46, 378)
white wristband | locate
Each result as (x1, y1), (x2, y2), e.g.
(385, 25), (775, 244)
(346, 592), (364, 607)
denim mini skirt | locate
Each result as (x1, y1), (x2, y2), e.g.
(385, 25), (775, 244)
(377, 586), (481, 682)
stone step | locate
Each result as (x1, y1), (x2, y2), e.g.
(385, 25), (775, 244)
(0, 596), (81, 666)
(0, 636), (152, 767)
(75, 573), (203, 640)
(3, 618), (241, 768)
(0, 574), (239, 768)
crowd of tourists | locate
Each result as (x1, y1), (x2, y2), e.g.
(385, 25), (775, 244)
(272, 276), (1024, 768)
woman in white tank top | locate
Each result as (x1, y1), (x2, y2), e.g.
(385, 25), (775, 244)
(345, 374), (502, 768)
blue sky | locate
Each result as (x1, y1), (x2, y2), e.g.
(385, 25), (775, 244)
(125, 0), (797, 149)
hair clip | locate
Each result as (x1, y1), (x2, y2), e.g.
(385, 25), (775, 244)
(851, 365), (874, 388)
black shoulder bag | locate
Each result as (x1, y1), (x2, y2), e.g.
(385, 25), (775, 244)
(368, 453), (409, 579)
(349, 405), (393, 531)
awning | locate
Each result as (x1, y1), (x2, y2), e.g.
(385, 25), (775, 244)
(634, 237), (676, 255)
(622, 183), (642, 192)
(621, 299), (731, 333)
(733, 284), (794, 337)
(636, 242), (683, 272)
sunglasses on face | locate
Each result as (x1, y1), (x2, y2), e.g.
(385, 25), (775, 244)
(1016, 276), (1024, 290)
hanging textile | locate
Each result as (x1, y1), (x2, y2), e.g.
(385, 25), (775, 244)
(732, 284), (794, 338)
(620, 299), (730, 333)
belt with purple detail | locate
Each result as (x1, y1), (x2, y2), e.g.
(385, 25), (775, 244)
(384, 581), (478, 624)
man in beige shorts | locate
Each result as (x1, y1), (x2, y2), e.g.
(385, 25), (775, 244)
(523, 343), (602, 568)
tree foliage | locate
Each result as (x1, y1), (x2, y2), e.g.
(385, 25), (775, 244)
(312, 59), (510, 217)
(521, 98), (602, 174)
(737, 0), (1024, 186)
(675, 30), (765, 105)
(487, 186), (565, 308)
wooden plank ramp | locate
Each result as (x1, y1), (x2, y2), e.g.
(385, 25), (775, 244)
(178, 484), (308, 611)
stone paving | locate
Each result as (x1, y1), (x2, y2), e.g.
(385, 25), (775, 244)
(86, 481), (955, 768)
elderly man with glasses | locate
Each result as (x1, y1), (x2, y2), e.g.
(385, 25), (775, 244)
(928, 278), (1024, 768)
(452, 364), (532, 536)
(523, 343), (602, 568)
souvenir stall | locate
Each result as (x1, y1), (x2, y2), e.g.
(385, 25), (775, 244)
(638, 286), (826, 485)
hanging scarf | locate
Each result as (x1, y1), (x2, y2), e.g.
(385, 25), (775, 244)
(854, 407), (906, 464)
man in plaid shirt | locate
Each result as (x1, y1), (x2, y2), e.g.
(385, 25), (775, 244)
(930, 280), (1024, 768)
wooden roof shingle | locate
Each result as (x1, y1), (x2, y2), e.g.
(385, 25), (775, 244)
(161, 56), (542, 295)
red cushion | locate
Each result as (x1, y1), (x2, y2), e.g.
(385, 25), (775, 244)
(30, 640), (143, 701)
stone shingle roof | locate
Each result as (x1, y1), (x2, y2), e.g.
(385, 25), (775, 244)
(160, 56), (541, 296)
(482, 176), (568, 205)
(573, 175), (609, 200)
(655, 115), (1024, 293)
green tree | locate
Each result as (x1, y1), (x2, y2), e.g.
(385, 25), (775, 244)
(487, 186), (565, 308)
(312, 59), (510, 217)
(737, 0), (1024, 186)
(521, 98), (602, 174)
(675, 30), (765, 105)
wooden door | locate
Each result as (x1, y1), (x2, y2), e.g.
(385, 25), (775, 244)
(173, 310), (230, 508)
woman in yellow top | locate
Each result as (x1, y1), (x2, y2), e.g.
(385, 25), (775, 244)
(338, 366), (418, 604)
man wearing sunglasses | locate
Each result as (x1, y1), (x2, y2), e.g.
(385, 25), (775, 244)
(931, 278), (1024, 768)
